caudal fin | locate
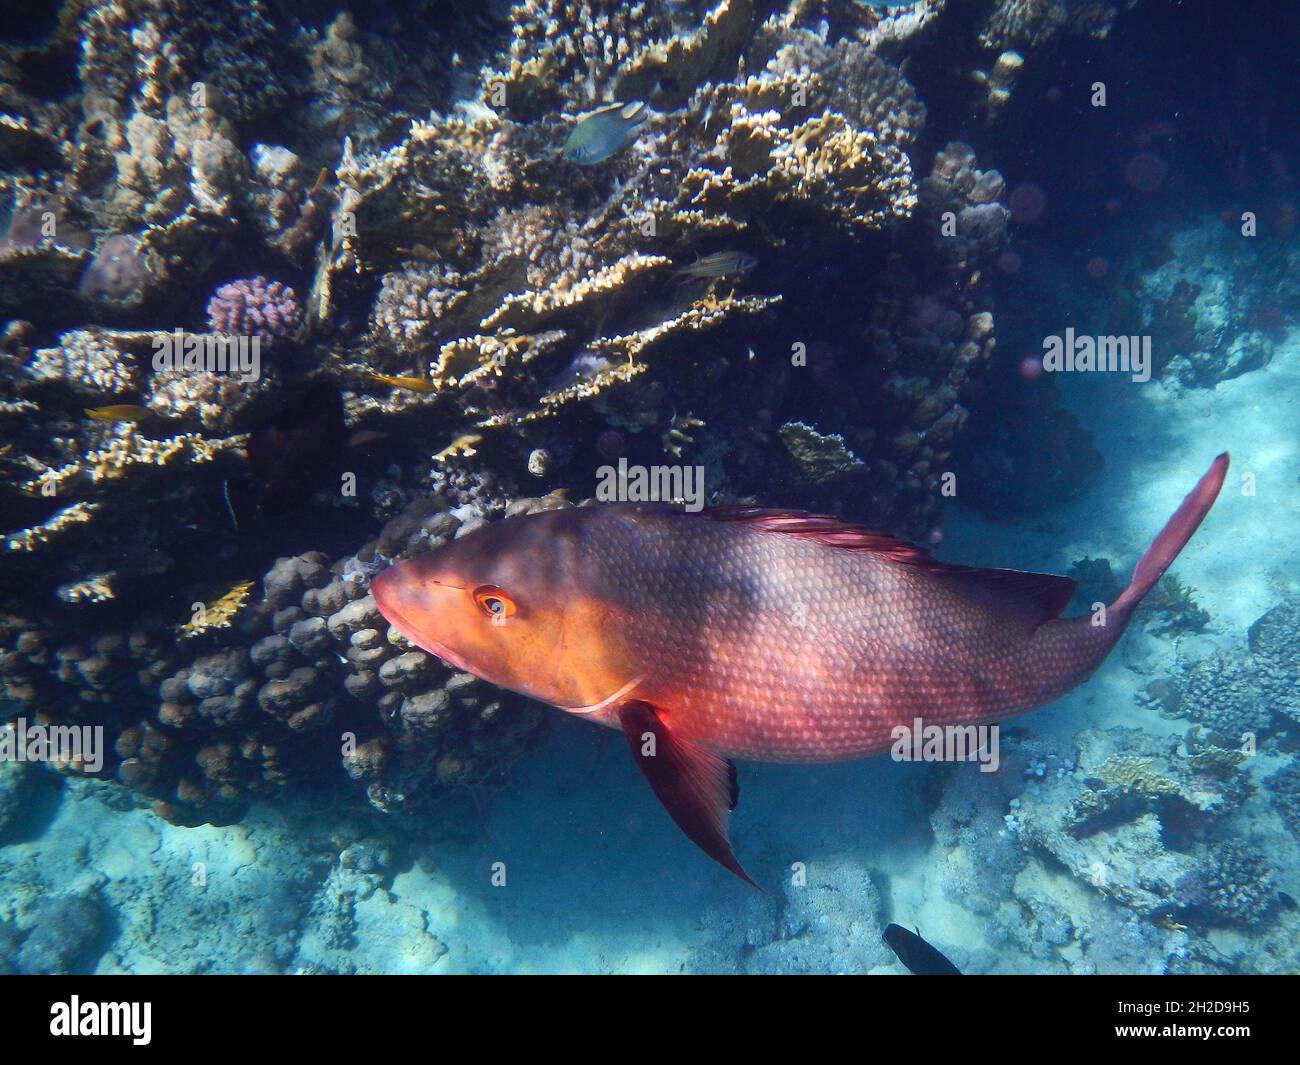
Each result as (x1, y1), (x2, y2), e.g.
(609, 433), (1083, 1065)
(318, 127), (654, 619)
(1112, 453), (1229, 615)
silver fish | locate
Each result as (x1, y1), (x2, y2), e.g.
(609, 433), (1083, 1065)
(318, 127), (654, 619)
(674, 250), (758, 280)
(543, 350), (612, 395)
(562, 102), (647, 166)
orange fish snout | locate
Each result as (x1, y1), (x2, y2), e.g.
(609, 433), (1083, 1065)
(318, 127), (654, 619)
(371, 530), (637, 713)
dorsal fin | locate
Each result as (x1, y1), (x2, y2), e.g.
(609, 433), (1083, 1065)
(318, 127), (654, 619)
(933, 566), (1076, 629)
(702, 507), (936, 564)
(702, 506), (1074, 629)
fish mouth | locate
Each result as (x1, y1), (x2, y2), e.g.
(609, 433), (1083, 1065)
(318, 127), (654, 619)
(372, 569), (478, 675)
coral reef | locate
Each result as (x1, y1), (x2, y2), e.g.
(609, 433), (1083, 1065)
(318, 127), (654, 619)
(691, 855), (895, 974)
(14, 890), (107, 975)
(0, 759), (33, 840)
(1067, 556), (1209, 636)
(26, 328), (139, 396)
(1173, 841), (1278, 928)
(1111, 215), (1300, 387)
(206, 277), (302, 342)
(0, 493), (550, 828)
(954, 374), (1102, 519)
(1142, 596), (1300, 743)
(1266, 761), (1300, 839)
(979, 0), (1137, 50)
(0, 0), (1168, 894)
(928, 755), (1030, 919)
(0, 0), (1023, 607)
(1013, 727), (1253, 917)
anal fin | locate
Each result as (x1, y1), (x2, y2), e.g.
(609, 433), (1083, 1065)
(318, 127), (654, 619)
(618, 701), (757, 888)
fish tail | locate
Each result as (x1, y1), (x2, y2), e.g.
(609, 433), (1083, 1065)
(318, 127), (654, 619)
(1112, 452), (1229, 617)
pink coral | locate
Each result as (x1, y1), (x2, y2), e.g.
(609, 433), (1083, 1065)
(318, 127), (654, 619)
(205, 276), (302, 342)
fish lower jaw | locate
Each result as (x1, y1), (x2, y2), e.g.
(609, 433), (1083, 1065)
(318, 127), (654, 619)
(374, 604), (477, 676)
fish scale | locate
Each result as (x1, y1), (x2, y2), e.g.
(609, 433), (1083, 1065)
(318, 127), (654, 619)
(575, 508), (1107, 761)
(373, 453), (1228, 881)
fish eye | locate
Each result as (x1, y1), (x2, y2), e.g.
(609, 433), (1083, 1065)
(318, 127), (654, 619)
(472, 585), (516, 620)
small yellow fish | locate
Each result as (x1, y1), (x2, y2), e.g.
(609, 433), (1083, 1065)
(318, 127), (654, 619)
(368, 372), (437, 394)
(84, 404), (149, 422)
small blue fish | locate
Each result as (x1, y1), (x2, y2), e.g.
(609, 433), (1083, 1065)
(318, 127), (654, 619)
(561, 102), (647, 166)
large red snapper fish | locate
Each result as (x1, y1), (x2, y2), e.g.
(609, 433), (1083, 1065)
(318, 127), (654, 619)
(372, 453), (1229, 884)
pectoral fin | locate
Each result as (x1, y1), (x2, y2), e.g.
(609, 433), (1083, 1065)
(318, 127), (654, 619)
(617, 700), (757, 888)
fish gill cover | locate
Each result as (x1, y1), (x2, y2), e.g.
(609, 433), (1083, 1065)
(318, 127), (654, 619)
(0, 0), (1297, 980)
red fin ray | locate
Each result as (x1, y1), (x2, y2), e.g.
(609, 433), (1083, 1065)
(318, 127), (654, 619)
(1114, 452), (1229, 615)
(618, 700), (757, 888)
(703, 507), (937, 564)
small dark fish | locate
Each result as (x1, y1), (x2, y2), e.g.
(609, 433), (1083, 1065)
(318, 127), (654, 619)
(1279, 891), (1297, 910)
(562, 102), (647, 166)
(882, 924), (962, 975)
(675, 250), (758, 280)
